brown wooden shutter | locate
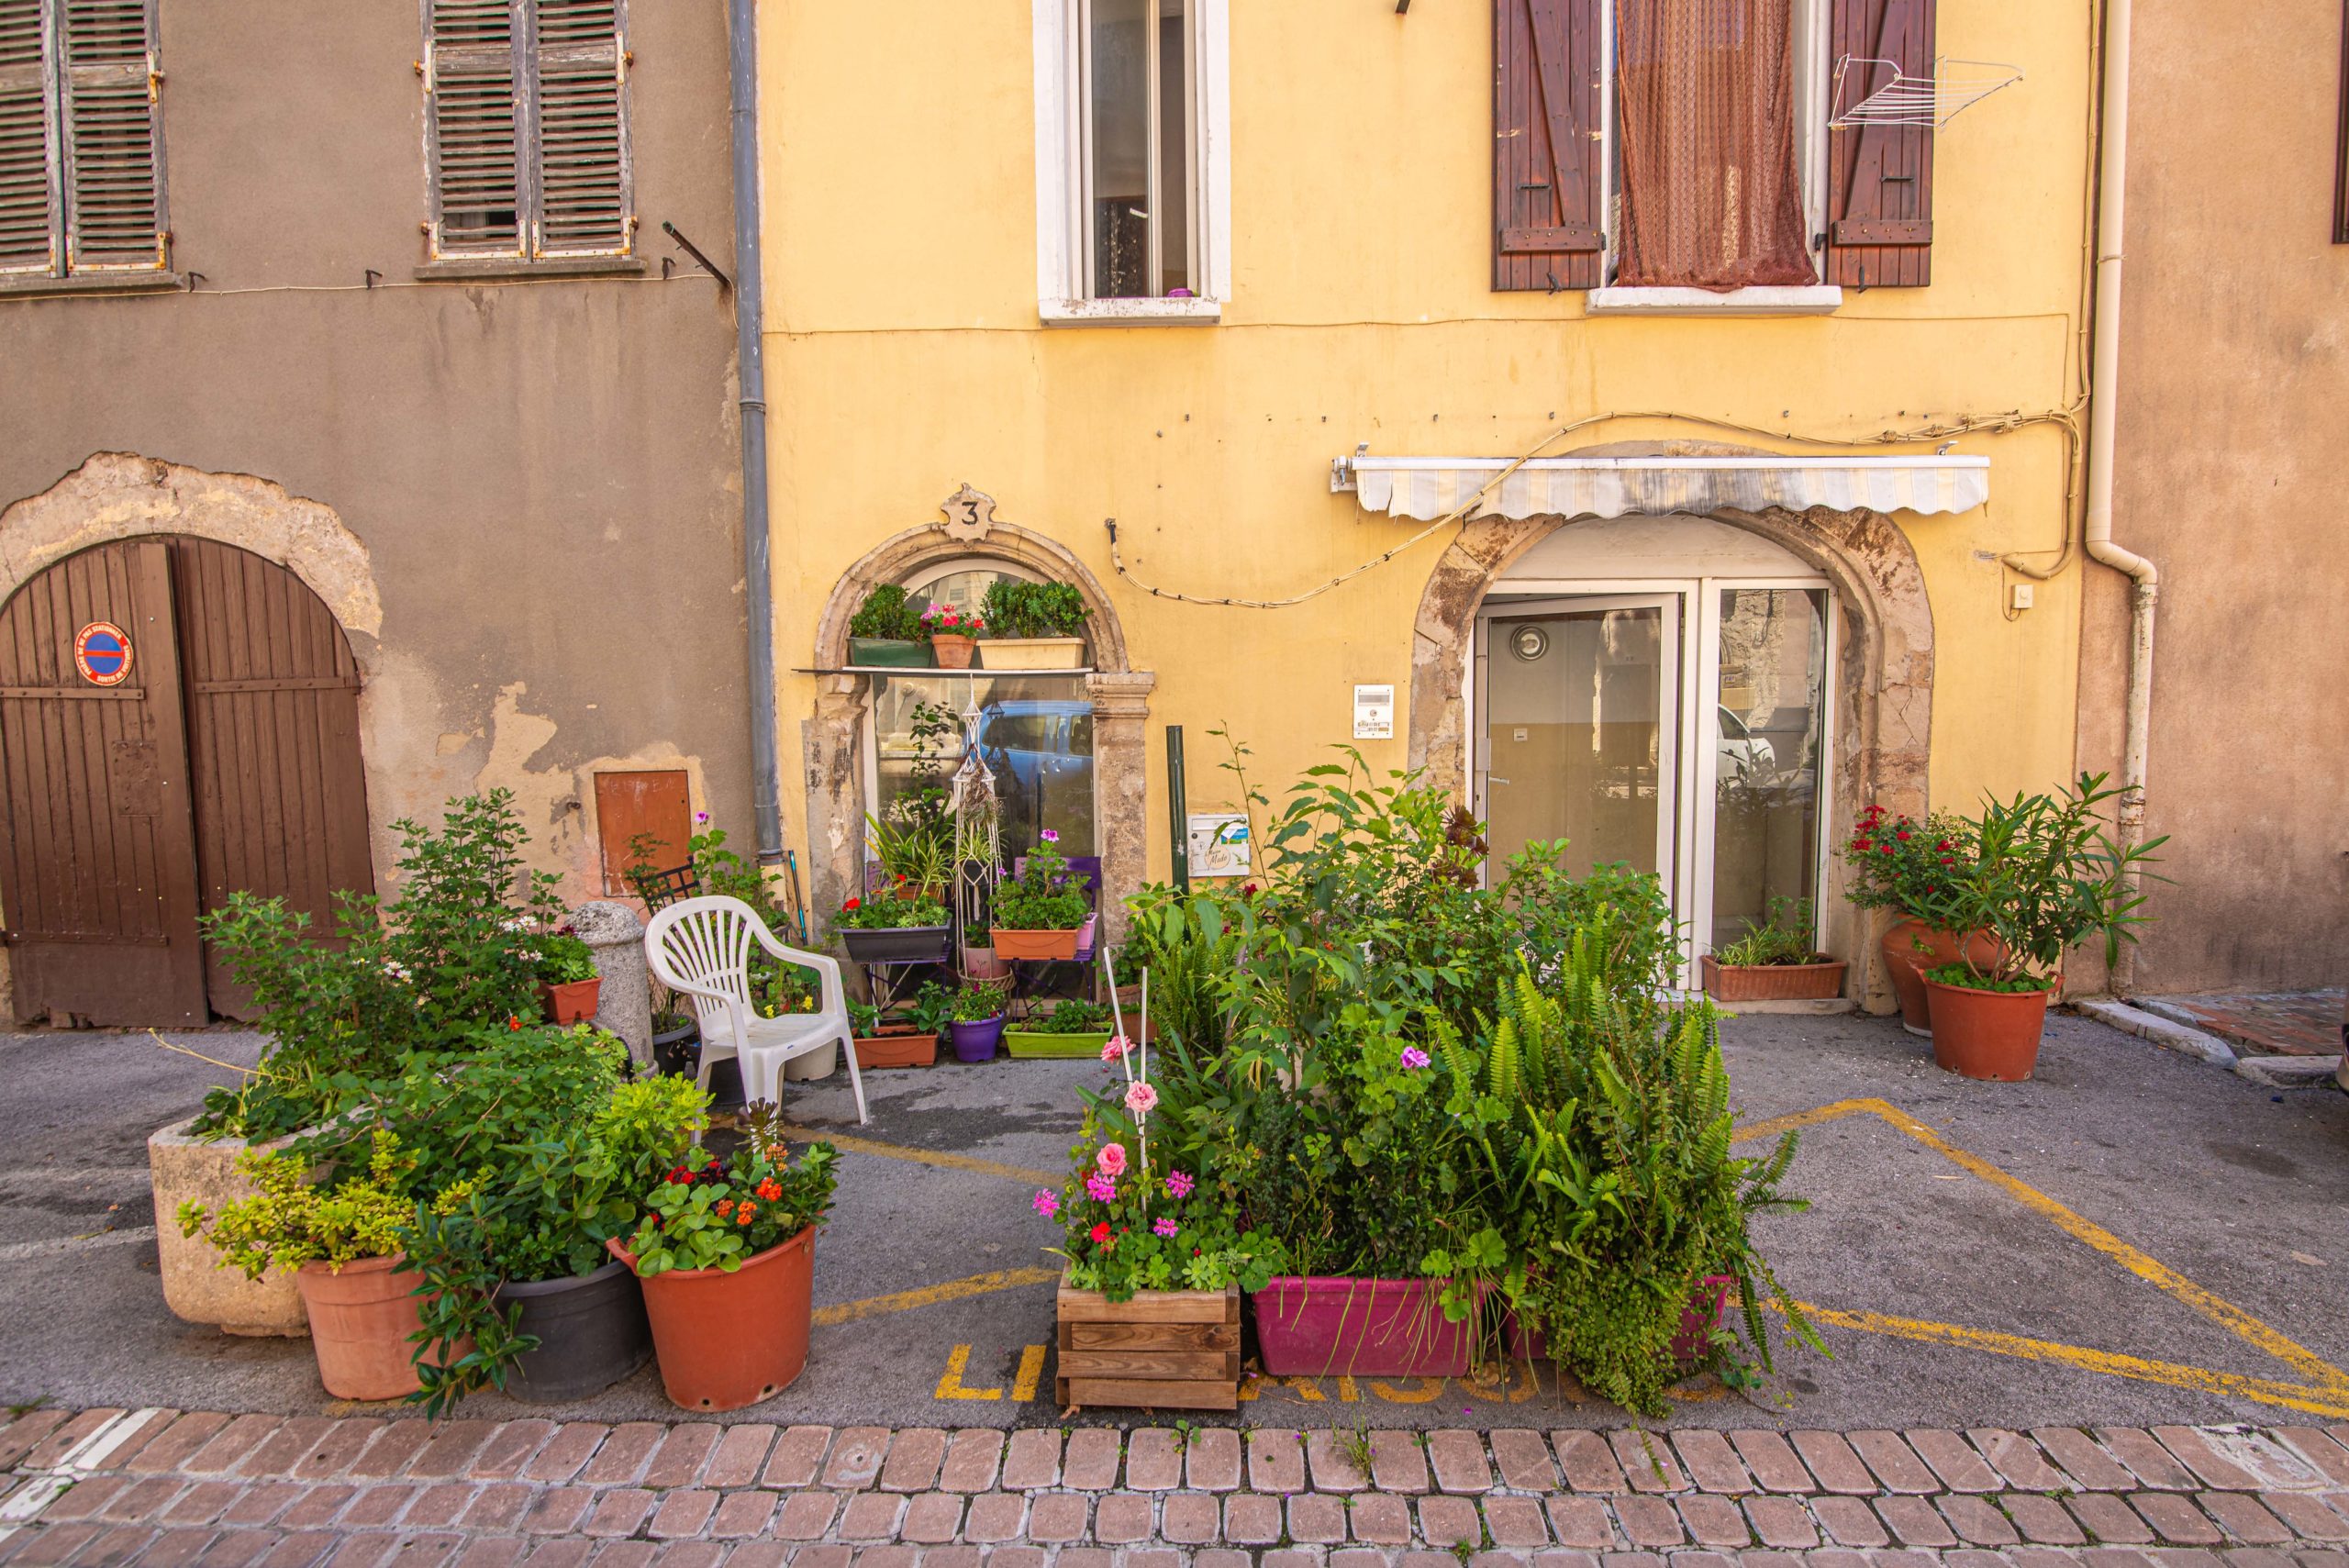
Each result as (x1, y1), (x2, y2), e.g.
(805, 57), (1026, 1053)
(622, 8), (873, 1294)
(1825, 0), (1935, 287)
(1494, 0), (1602, 292)
(531, 0), (629, 256)
(425, 0), (525, 257)
(59, 0), (164, 271)
(0, 0), (59, 273)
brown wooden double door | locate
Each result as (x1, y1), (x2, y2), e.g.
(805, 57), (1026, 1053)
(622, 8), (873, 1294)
(0, 537), (373, 1025)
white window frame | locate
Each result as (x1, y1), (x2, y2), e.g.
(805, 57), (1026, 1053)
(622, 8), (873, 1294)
(1032, 0), (1230, 328)
(1587, 0), (1842, 317)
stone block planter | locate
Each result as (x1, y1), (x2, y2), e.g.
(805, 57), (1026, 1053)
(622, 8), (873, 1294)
(1055, 1273), (1240, 1411)
(149, 1116), (310, 1338)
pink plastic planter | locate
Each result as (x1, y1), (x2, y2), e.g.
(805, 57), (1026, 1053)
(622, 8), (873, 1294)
(1502, 1273), (1735, 1365)
(1252, 1276), (1475, 1377)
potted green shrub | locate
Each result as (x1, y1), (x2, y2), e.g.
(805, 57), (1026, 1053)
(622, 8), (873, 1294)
(179, 1129), (448, 1402)
(1699, 897), (1846, 1002)
(1004, 997), (1116, 1059)
(154, 791), (561, 1338)
(977, 579), (1088, 670)
(945, 976), (1010, 1062)
(612, 1106), (837, 1411)
(536, 927), (602, 1023)
(847, 584), (934, 668)
(919, 599), (984, 668)
(1908, 773), (2165, 1081)
(989, 830), (1092, 961)
(1842, 806), (1998, 1034)
(848, 997), (939, 1069)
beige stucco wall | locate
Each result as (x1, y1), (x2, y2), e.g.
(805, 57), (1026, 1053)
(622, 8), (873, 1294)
(0, 0), (751, 958)
(760, 0), (2099, 946)
(2077, 0), (2349, 995)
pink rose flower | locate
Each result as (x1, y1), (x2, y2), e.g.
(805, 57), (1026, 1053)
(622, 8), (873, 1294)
(1096, 1142), (1127, 1178)
(1124, 1082), (1159, 1117)
(1100, 1035), (1132, 1062)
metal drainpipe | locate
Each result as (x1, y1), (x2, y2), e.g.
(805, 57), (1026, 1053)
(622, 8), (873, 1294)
(2085, 0), (2159, 994)
(728, 0), (782, 862)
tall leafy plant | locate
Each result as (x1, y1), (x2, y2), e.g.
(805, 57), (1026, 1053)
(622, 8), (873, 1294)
(979, 579), (1088, 639)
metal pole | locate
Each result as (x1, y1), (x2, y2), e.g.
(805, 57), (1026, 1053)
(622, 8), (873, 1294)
(728, 0), (783, 863)
(1165, 726), (1189, 894)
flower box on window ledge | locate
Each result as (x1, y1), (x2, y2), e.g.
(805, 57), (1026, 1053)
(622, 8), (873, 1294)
(978, 581), (1088, 670)
(980, 637), (1085, 671)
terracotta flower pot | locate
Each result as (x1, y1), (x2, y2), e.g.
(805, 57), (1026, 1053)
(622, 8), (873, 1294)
(1923, 979), (2052, 1081)
(1878, 920), (2002, 1036)
(930, 633), (977, 669)
(540, 977), (602, 1026)
(610, 1226), (817, 1412)
(295, 1256), (434, 1402)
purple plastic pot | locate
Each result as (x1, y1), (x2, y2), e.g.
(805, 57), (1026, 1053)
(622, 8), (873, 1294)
(1504, 1273), (1735, 1366)
(1252, 1276), (1475, 1378)
(947, 1016), (1005, 1063)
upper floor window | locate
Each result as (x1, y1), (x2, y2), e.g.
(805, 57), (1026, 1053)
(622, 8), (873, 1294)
(1495, 0), (1935, 301)
(422, 0), (634, 264)
(0, 0), (169, 280)
(1034, 0), (1229, 325)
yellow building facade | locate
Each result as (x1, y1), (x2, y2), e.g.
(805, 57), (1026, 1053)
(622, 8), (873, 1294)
(756, 0), (2101, 1004)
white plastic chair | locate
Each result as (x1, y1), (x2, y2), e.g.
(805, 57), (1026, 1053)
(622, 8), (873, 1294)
(644, 895), (867, 1125)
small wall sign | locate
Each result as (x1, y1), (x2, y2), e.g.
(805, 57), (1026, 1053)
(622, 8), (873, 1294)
(1353, 683), (1395, 740)
(1186, 813), (1252, 878)
(74, 621), (133, 686)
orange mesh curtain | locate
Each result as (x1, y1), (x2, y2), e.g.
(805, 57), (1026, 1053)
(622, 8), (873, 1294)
(1613, 0), (1818, 290)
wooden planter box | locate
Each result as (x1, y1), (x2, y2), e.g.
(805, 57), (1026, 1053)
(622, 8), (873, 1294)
(1055, 1273), (1240, 1412)
(1698, 954), (1847, 1003)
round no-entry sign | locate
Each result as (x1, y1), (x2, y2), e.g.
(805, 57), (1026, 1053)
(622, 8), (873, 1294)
(74, 621), (133, 686)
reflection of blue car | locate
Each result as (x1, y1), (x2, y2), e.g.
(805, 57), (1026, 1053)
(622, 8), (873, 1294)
(974, 700), (1095, 833)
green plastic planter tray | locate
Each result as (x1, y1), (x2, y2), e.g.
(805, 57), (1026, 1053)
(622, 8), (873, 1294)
(848, 637), (934, 669)
(1003, 1028), (1114, 1060)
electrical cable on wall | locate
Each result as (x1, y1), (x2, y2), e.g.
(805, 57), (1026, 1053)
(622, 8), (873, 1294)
(1106, 405), (2084, 611)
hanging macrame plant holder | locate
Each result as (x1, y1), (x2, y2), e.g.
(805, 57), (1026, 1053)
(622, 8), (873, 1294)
(948, 695), (1002, 949)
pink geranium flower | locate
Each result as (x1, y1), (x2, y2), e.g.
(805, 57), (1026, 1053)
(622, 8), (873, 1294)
(1096, 1142), (1127, 1178)
(1031, 1189), (1060, 1218)
(1153, 1217), (1179, 1239)
(1165, 1171), (1195, 1199)
(1085, 1172), (1116, 1203)
(1124, 1082), (1159, 1117)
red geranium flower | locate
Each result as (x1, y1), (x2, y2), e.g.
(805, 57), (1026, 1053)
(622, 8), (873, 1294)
(1853, 839), (1872, 852)
(844, 897), (861, 911)
(1895, 829), (1910, 841)
(1879, 844), (1894, 855)
(1090, 1222), (1111, 1243)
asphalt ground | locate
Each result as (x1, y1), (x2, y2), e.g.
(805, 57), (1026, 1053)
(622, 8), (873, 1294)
(2, 1007), (2345, 1431)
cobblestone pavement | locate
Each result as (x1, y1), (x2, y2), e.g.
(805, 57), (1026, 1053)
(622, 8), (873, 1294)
(2135, 995), (2343, 1061)
(6, 1407), (2349, 1568)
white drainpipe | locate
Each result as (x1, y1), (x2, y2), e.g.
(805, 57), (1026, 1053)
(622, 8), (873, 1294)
(2086, 0), (2159, 995)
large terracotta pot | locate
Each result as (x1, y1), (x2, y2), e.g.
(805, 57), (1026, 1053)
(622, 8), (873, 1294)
(295, 1256), (432, 1402)
(611, 1224), (817, 1412)
(1879, 920), (2003, 1036)
(1923, 979), (2052, 1081)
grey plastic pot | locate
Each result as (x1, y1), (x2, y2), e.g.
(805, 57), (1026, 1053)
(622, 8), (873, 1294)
(498, 1259), (653, 1404)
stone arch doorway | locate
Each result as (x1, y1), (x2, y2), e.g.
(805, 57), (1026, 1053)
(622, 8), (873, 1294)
(1407, 475), (1934, 1008)
(804, 517), (1153, 942)
(0, 534), (373, 1025)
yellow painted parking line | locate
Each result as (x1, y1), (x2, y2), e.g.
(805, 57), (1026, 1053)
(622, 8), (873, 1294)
(781, 1124), (1057, 1187)
(1798, 1304), (2349, 1419)
(1738, 1096), (2349, 1407)
(814, 1265), (1060, 1328)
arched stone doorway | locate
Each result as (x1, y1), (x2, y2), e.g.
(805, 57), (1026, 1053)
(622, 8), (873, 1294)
(805, 517), (1153, 942)
(1407, 462), (1934, 1009)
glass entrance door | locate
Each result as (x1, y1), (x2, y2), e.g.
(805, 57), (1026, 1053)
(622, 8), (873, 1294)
(1476, 595), (1679, 881)
(1476, 581), (1833, 984)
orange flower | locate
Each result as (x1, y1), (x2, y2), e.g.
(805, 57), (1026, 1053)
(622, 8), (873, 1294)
(735, 1200), (758, 1225)
(755, 1177), (783, 1202)
(715, 1198), (734, 1218)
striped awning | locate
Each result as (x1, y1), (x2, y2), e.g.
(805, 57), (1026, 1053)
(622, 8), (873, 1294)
(1332, 453), (1989, 521)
